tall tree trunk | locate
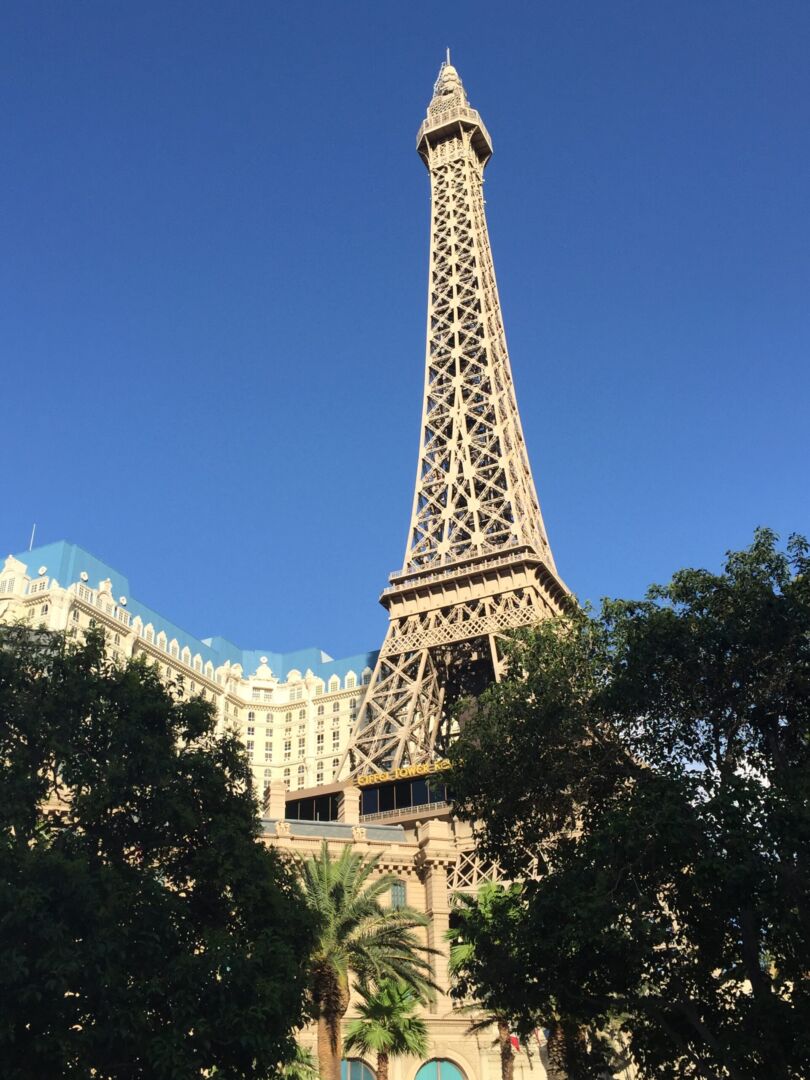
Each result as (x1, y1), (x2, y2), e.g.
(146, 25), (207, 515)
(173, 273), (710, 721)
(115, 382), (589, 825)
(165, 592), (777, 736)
(317, 1014), (337, 1080)
(376, 1051), (390, 1080)
(326, 1014), (343, 1080)
(315, 971), (351, 1080)
(544, 1022), (568, 1080)
(496, 1018), (515, 1080)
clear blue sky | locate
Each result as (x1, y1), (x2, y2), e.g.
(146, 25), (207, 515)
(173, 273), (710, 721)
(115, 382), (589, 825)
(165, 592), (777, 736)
(2, 2), (808, 658)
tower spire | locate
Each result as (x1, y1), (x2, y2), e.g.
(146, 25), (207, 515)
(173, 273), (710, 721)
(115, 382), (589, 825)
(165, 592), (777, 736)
(343, 64), (567, 778)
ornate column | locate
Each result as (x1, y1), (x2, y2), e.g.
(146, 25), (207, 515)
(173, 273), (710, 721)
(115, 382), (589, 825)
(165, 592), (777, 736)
(416, 818), (458, 1008)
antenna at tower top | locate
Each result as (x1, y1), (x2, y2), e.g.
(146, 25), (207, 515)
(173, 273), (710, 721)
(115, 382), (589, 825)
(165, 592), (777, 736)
(446, 47), (451, 65)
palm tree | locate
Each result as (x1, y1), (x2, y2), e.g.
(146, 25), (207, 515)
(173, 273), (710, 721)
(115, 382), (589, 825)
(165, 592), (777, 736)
(297, 841), (436, 1080)
(447, 884), (521, 1080)
(344, 979), (429, 1080)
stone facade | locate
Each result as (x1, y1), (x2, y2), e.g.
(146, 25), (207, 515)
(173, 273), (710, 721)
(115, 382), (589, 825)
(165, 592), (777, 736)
(262, 785), (560, 1080)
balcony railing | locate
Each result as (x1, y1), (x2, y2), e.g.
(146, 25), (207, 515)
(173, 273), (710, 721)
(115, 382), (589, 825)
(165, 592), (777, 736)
(360, 800), (449, 823)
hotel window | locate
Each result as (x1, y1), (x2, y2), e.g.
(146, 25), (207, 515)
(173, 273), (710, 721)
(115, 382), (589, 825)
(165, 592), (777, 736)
(317, 704), (325, 716)
(316, 734), (324, 750)
(390, 880), (406, 909)
(265, 747), (273, 762)
(349, 697), (357, 711)
(345, 674), (356, 689)
(333, 702), (340, 713)
(248, 711), (256, 723)
(283, 768), (290, 789)
(298, 708), (306, 720)
(284, 740), (291, 761)
(297, 764), (305, 779)
(315, 683), (324, 696)
(252, 688), (261, 700)
(246, 740), (254, 752)
(71, 608), (79, 623)
(316, 765), (324, 784)
(285, 711), (292, 722)
(298, 737), (306, 753)
(332, 731), (340, 750)
(247, 725), (255, 736)
(332, 757), (340, 778)
(362, 672), (371, 685)
(264, 768), (272, 777)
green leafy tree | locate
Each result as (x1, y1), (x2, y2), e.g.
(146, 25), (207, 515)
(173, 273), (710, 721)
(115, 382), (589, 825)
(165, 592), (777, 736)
(0, 627), (316, 1080)
(277, 1045), (320, 1080)
(343, 979), (429, 1080)
(297, 842), (436, 1080)
(447, 884), (524, 1080)
(448, 530), (810, 1079)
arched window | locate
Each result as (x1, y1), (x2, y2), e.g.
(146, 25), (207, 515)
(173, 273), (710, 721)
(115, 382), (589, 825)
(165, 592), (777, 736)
(345, 672), (356, 689)
(341, 1061), (375, 1080)
(415, 1063), (465, 1080)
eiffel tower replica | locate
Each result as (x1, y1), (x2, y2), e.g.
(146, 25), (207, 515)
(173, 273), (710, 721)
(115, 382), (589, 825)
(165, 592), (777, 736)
(345, 56), (568, 778)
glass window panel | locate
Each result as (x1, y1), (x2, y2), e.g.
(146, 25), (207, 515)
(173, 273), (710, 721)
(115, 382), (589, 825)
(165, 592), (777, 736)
(427, 780), (447, 804)
(411, 778), (429, 806)
(361, 788), (379, 816)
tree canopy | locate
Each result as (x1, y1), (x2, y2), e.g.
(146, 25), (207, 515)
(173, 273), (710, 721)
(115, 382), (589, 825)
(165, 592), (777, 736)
(448, 529), (810, 1079)
(0, 627), (316, 1080)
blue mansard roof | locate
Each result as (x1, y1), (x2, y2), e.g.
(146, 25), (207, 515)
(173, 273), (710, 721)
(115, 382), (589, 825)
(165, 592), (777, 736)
(12, 540), (377, 682)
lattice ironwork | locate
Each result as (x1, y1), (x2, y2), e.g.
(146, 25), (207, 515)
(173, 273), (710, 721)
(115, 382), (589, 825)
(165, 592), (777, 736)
(448, 849), (502, 893)
(343, 61), (568, 777)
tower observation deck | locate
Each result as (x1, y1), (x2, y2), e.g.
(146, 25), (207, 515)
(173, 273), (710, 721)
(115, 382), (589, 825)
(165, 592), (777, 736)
(343, 58), (568, 778)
